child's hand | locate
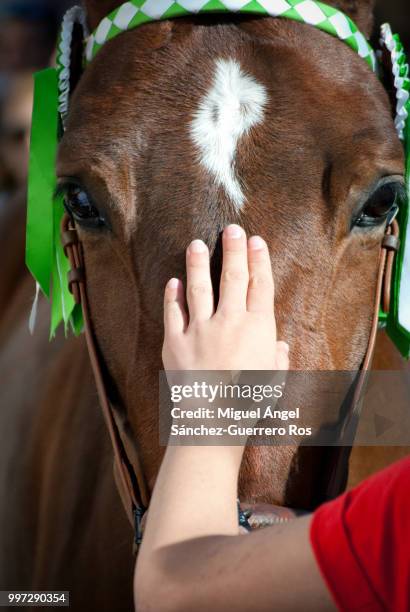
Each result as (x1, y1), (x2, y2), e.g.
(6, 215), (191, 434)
(162, 225), (289, 372)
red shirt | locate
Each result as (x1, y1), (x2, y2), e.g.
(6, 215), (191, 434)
(310, 456), (410, 611)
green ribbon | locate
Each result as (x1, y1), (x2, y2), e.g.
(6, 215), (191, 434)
(26, 68), (57, 298)
(385, 113), (410, 358)
(26, 68), (83, 337)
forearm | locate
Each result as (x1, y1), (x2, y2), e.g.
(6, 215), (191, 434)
(135, 513), (332, 612)
(139, 444), (243, 551)
(134, 442), (332, 612)
(135, 443), (244, 610)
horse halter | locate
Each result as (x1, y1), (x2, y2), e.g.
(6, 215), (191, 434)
(26, 1), (410, 547)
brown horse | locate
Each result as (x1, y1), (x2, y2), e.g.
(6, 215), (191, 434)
(0, 0), (409, 609)
(59, 0), (405, 503)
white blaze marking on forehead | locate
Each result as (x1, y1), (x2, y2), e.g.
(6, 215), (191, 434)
(190, 58), (268, 211)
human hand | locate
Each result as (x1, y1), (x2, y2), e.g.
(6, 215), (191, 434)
(162, 224), (289, 372)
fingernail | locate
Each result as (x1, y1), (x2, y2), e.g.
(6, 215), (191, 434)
(283, 343), (290, 354)
(168, 278), (179, 289)
(189, 239), (207, 253)
(248, 236), (265, 250)
(225, 224), (243, 239)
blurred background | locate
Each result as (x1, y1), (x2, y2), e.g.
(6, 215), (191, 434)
(0, 0), (75, 208)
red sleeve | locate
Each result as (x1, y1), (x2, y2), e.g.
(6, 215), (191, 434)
(310, 456), (410, 611)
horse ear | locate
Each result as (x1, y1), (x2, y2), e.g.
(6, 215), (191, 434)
(82, 1), (123, 30)
(327, 1), (376, 38)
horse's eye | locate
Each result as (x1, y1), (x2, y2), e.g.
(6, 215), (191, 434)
(354, 179), (404, 229)
(62, 184), (103, 226)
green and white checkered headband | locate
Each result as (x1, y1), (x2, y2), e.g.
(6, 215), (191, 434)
(85, 1), (376, 65)
(56, 1), (377, 125)
(26, 0), (410, 358)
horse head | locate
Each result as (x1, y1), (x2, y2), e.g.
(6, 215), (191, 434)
(56, 0), (404, 509)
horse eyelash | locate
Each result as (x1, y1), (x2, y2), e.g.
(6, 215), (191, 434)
(54, 181), (78, 199)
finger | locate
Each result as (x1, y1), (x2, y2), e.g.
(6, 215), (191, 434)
(186, 239), (214, 321)
(218, 225), (249, 314)
(164, 278), (188, 335)
(275, 341), (290, 371)
(246, 236), (275, 313)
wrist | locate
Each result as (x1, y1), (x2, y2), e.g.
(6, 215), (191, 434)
(165, 443), (245, 472)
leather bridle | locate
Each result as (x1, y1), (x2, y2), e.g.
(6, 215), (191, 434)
(61, 215), (149, 545)
(61, 213), (400, 548)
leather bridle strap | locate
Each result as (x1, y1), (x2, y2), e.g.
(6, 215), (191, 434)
(61, 214), (399, 537)
(61, 214), (149, 546)
(324, 218), (400, 500)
